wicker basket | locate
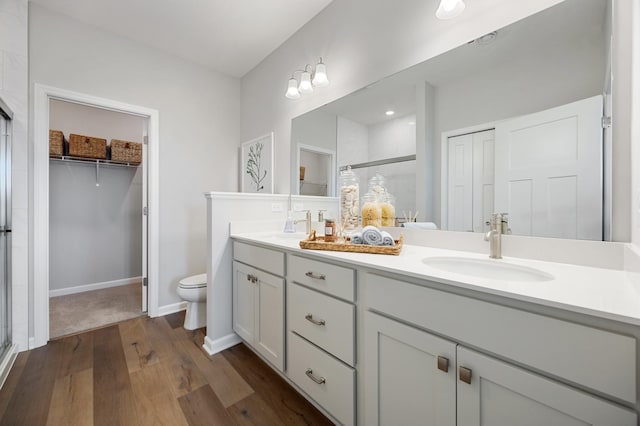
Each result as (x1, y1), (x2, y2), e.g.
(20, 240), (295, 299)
(49, 130), (65, 157)
(69, 134), (107, 159)
(110, 139), (142, 164)
(299, 231), (404, 255)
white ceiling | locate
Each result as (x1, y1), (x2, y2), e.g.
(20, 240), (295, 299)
(30, 0), (334, 78)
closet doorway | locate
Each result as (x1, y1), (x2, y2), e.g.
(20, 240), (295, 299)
(32, 85), (159, 348)
(49, 100), (146, 338)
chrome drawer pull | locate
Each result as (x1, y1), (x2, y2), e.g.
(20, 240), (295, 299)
(305, 314), (326, 326)
(305, 271), (326, 280)
(305, 368), (326, 384)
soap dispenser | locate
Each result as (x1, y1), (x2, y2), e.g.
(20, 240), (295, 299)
(283, 211), (296, 233)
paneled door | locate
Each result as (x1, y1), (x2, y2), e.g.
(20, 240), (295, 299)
(494, 95), (603, 240)
(447, 129), (495, 232)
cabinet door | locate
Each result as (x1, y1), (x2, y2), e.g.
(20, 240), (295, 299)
(364, 311), (456, 426)
(232, 261), (255, 343)
(457, 346), (636, 426)
(254, 270), (284, 372)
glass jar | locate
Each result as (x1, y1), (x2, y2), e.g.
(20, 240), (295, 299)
(381, 192), (396, 227)
(361, 192), (382, 228)
(368, 173), (386, 197)
(339, 166), (360, 232)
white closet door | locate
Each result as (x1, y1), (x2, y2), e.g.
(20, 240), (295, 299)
(494, 95), (603, 240)
(447, 134), (473, 232)
(472, 130), (495, 233)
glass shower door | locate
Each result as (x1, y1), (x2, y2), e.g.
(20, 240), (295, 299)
(0, 103), (12, 360)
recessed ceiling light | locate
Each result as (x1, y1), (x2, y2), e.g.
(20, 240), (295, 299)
(385, 110), (395, 116)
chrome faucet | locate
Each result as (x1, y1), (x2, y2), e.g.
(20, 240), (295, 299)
(295, 210), (312, 234)
(484, 213), (503, 259)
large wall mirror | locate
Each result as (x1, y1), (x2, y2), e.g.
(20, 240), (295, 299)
(291, 0), (617, 241)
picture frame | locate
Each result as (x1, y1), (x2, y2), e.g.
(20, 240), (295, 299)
(240, 132), (274, 193)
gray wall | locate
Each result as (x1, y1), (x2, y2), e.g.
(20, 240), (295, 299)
(29, 3), (241, 314)
(49, 100), (144, 290)
(49, 164), (142, 289)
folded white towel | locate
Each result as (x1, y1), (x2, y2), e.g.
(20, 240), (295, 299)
(401, 222), (438, 230)
(380, 231), (394, 246)
(351, 232), (363, 244)
(362, 226), (383, 245)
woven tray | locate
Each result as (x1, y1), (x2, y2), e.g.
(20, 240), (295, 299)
(299, 231), (403, 255)
(49, 130), (65, 156)
(69, 133), (107, 159)
(110, 139), (142, 164)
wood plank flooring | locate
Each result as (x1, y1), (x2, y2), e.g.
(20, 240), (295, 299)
(0, 312), (332, 425)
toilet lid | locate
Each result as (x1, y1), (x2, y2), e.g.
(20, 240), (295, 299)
(179, 273), (207, 288)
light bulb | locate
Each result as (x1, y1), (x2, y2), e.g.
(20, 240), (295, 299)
(299, 71), (313, 94)
(385, 110), (395, 116)
(312, 61), (329, 87)
(285, 78), (300, 99)
(435, 0), (465, 19)
(441, 0), (457, 11)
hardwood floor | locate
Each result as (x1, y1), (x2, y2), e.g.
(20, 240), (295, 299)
(0, 312), (332, 425)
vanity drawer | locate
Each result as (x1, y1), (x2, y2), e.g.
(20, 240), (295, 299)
(233, 241), (284, 277)
(288, 332), (355, 426)
(364, 273), (637, 404)
(288, 254), (355, 302)
(288, 283), (355, 366)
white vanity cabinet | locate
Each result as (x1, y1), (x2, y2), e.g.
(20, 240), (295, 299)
(456, 346), (637, 426)
(363, 272), (637, 426)
(232, 242), (285, 372)
(287, 254), (357, 426)
(364, 311), (457, 426)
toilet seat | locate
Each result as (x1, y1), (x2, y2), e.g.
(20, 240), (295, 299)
(179, 273), (207, 289)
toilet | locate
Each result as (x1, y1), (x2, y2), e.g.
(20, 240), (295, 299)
(177, 273), (207, 330)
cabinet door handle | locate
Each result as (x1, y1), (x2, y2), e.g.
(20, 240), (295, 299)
(459, 366), (472, 384)
(305, 368), (326, 384)
(246, 274), (258, 284)
(437, 356), (449, 373)
(305, 271), (326, 280)
(305, 314), (326, 326)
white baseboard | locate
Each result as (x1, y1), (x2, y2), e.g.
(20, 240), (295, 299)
(155, 301), (187, 317)
(203, 333), (242, 355)
(0, 344), (18, 389)
(49, 276), (143, 297)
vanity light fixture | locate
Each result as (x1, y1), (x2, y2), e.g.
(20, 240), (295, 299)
(435, 0), (466, 20)
(285, 58), (330, 100)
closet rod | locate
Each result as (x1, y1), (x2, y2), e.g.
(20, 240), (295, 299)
(49, 155), (141, 168)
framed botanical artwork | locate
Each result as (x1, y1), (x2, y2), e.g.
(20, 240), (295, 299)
(240, 132), (274, 193)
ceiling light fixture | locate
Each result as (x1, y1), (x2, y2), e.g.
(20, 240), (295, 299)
(385, 110), (395, 116)
(285, 58), (330, 100)
(435, 0), (466, 20)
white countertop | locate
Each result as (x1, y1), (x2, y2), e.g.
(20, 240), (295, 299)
(231, 231), (640, 326)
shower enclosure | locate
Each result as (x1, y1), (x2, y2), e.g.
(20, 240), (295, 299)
(0, 97), (12, 369)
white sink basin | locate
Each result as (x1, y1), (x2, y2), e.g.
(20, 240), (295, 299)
(422, 256), (554, 282)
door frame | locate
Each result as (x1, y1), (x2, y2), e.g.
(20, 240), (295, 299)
(296, 143), (336, 197)
(32, 84), (160, 348)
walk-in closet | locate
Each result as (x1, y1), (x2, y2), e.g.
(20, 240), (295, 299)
(48, 99), (146, 338)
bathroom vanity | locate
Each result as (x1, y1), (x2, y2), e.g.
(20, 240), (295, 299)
(230, 231), (639, 426)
